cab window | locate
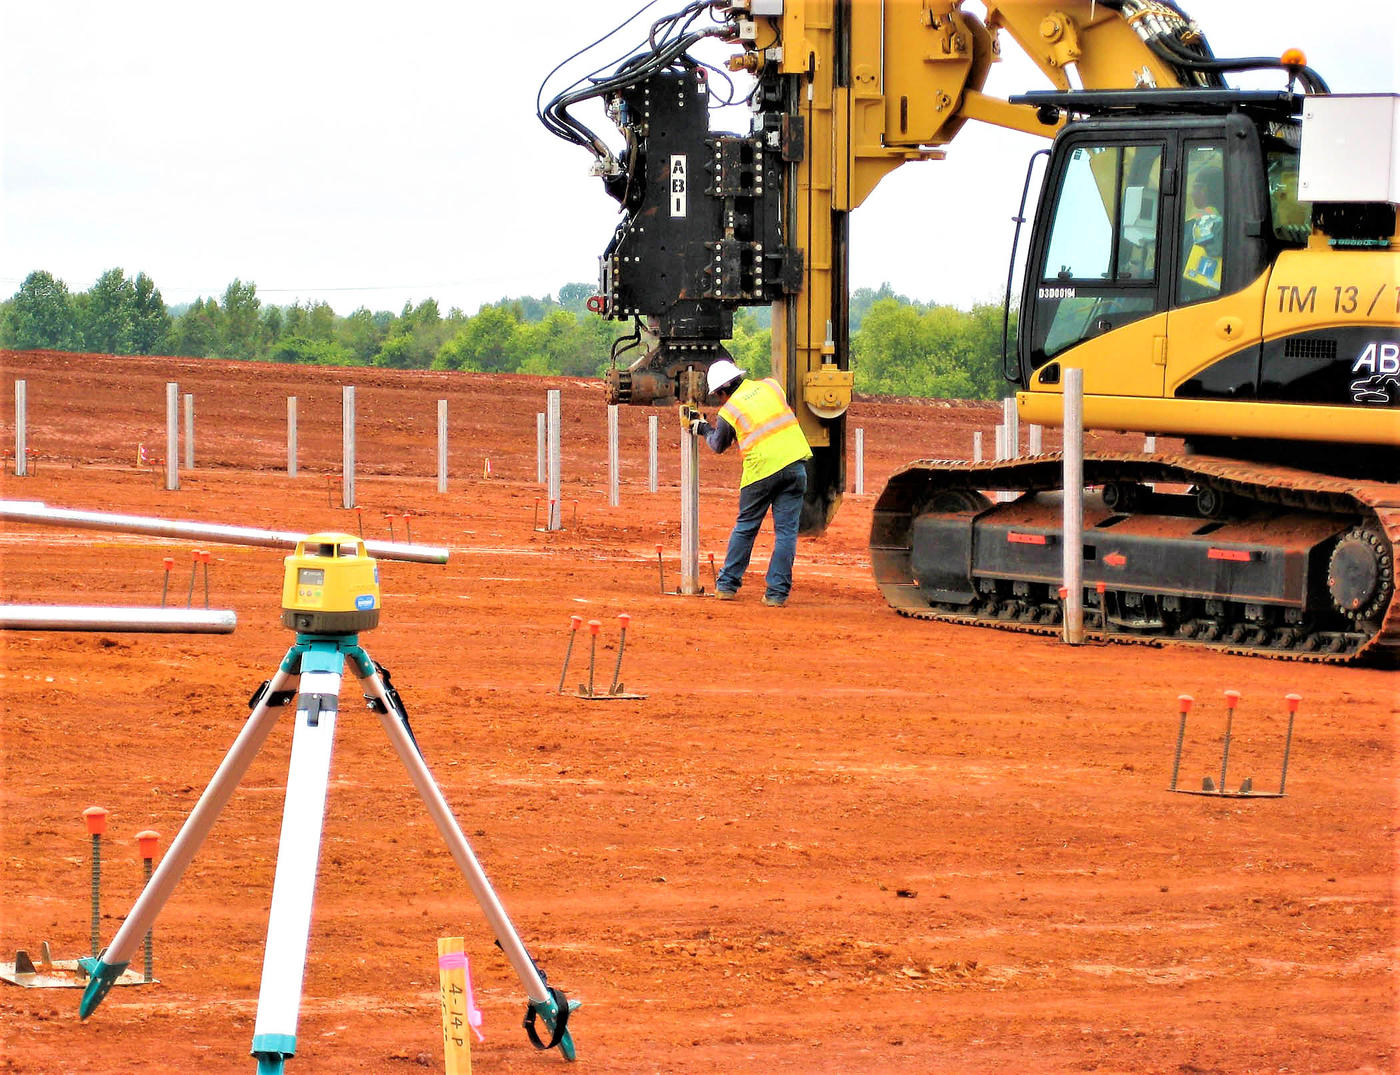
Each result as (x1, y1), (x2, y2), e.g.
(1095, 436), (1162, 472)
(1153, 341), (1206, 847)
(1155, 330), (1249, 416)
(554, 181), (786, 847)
(1179, 143), (1226, 303)
(1033, 143), (1163, 363)
(1265, 138), (1310, 245)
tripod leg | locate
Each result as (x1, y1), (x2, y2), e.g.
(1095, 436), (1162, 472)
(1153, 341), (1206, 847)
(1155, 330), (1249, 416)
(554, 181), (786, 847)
(358, 658), (578, 1060)
(251, 643), (345, 1074)
(80, 665), (297, 1019)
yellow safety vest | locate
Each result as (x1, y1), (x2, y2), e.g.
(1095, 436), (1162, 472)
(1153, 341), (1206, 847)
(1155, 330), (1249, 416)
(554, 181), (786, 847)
(718, 378), (813, 487)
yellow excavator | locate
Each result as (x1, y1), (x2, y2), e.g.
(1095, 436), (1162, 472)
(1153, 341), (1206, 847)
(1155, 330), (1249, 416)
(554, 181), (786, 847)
(541, 0), (1398, 663)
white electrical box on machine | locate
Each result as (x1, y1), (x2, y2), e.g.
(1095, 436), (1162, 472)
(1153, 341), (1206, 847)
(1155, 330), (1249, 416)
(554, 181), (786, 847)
(1298, 93), (1400, 204)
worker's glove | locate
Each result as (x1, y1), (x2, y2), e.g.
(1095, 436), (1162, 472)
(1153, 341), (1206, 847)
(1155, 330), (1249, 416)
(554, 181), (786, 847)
(688, 417), (707, 437)
(679, 404), (702, 432)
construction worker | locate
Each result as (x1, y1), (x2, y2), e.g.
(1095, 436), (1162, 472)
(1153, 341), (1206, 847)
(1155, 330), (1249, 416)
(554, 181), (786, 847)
(681, 359), (812, 606)
(1181, 158), (1225, 296)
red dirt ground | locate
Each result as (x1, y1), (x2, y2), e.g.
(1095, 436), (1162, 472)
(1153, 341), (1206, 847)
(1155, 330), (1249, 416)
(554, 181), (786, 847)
(0, 349), (1395, 1075)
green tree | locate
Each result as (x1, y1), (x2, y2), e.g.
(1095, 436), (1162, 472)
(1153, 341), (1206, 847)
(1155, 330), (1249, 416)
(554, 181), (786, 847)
(961, 302), (1014, 400)
(2, 270), (78, 349)
(307, 301), (337, 342)
(337, 307), (386, 365)
(372, 333), (420, 369)
(432, 304), (518, 372)
(221, 279), (261, 359)
(850, 282), (915, 333)
(260, 305), (285, 351)
(556, 282), (595, 314)
(282, 302), (308, 339)
(850, 298), (1008, 400)
(130, 272), (170, 354)
(431, 332), (482, 372)
(852, 299), (926, 396)
(727, 311), (771, 379)
(270, 336), (354, 365)
(377, 299), (448, 368)
(167, 297), (221, 357)
(82, 268), (136, 353)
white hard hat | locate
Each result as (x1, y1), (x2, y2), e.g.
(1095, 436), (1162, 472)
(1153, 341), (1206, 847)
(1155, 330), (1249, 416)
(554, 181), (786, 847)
(706, 359), (746, 396)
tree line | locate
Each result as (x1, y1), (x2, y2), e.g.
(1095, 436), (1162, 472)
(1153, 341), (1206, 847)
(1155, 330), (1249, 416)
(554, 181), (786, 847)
(0, 270), (1011, 399)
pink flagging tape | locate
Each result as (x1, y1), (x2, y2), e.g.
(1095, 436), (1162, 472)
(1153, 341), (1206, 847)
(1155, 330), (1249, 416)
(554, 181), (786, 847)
(437, 950), (485, 1041)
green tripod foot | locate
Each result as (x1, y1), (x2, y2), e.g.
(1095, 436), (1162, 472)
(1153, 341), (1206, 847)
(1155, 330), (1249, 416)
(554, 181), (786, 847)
(78, 954), (130, 1018)
(525, 989), (581, 1061)
(251, 1032), (296, 1074)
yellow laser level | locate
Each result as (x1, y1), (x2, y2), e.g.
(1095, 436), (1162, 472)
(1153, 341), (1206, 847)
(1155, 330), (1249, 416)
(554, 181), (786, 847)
(280, 532), (380, 634)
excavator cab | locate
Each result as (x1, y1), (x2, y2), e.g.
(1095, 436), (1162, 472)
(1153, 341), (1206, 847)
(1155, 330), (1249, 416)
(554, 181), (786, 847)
(1011, 90), (1292, 402)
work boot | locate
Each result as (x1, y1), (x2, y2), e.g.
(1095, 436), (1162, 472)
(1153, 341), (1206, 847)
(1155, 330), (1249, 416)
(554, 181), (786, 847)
(761, 595), (787, 607)
(716, 589), (737, 601)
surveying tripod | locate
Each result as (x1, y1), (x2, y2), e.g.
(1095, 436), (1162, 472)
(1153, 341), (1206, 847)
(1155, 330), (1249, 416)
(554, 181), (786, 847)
(78, 621), (577, 1071)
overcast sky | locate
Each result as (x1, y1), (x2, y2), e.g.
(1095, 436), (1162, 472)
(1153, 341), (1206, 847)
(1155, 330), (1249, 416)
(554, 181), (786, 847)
(2, 1), (1396, 317)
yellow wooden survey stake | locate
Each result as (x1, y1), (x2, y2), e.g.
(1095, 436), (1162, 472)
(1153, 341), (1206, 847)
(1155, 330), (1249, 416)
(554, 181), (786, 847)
(438, 937), (473, 1075)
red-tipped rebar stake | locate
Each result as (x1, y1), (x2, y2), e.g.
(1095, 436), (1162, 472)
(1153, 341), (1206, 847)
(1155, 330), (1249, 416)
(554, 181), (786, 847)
(199, 550), (212, 609)
(656, 544), (665, 594)
(1169, 694), (1193, 790)
(160, 557), (174, 607)
(83, 807), (109, 958)
(585, 620), (602, 697)
(186, 551), (201, 608)
(1220, 690), (1241, 792)
(609, 613), (632, 694)
(355, 505), (364, 539)
(557, 615), (584, 693)
(402, 513), (413, 542)
(1280, 693), (1302, 794)
(135, 830), (160, 981)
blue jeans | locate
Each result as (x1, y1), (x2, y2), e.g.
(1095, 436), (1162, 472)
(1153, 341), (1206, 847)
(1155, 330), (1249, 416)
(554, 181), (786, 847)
(717, 460), (808, 600)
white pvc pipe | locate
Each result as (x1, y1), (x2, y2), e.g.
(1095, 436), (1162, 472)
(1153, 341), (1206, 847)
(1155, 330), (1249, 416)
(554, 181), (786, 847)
(647, 415), (658, 493)
(536, 413), (546, 485)
(680, 428), (700, 594)
(287, 397), (298, 478)
(14, 380), (26, 477)
(0, 605), (236, 633)
(0, 500), (449, 563)
(546, 391), (561, 531)
(1029, 423), (1043, 456)
(1062, 368), (1085, 645)
(183, 393), (195, 470)
(854, 427), (864, 496)
(973, 431), (983, 463)
(994, 425), (1008, 502)
(608, 405), (619, 507)
(1002, 397), (1019, 459)
(437, 399), (448, 493)
(165, 383), (179, 491)
(341, 386), (355, 510)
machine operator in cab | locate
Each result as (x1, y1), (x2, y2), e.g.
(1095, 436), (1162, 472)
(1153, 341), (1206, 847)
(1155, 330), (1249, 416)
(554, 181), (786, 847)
(681, 359), (813, 607)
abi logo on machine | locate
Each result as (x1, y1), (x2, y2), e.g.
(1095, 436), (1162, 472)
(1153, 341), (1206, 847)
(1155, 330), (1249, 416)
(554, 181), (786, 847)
(1350, 341), (1400, 404)
(355, 594), (377, 611)
(669, 155), (687, 218)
